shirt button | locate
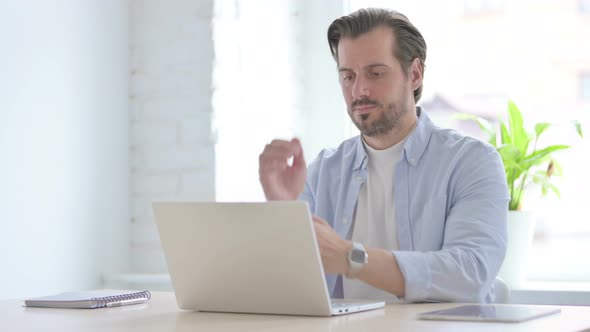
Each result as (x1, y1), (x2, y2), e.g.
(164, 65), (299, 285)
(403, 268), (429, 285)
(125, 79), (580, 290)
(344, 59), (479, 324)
(343, 217), (349, 224)
(356, 176), (363, 181)
(410, 158), (416, 163)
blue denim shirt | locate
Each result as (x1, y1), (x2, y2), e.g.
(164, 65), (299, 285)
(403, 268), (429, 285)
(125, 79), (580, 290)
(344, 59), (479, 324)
(299, 110), (509, 303)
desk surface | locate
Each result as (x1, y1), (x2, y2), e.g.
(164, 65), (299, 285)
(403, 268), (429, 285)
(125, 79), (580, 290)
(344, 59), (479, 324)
(2, 291), (590, 332)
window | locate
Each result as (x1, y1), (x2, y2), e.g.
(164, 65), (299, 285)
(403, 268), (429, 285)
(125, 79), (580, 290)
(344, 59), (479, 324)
(464, 0), (505, 15)
(213, 0), (300, 202)
(349, 0), (590, 283)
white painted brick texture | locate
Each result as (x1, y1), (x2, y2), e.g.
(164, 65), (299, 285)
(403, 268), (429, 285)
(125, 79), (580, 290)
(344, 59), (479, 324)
(130, 0), (215, 274)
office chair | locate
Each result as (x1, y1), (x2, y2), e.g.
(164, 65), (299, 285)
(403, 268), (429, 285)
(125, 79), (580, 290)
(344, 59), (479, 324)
(492, 277), (510, 303)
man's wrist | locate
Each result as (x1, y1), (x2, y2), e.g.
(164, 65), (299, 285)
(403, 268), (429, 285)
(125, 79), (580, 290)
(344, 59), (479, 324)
(262, 188), (300, 201)
(345, 242), (368, 278)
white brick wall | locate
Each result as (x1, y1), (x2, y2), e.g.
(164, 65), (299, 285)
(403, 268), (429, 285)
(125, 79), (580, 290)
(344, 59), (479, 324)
(124, 0), (348, 288)
(129, 0), (215, 275)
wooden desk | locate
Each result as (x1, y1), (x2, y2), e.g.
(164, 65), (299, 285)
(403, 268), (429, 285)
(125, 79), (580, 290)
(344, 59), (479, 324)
(2, 291), (590, 331)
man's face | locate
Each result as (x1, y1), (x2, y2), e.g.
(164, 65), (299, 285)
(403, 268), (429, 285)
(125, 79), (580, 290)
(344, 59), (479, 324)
(337, 26), (416, 137)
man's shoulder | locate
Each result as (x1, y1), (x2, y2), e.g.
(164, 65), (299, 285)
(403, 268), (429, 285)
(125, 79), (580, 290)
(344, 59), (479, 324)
(312, 135), (360, 162)
(428, 125), (496, 157)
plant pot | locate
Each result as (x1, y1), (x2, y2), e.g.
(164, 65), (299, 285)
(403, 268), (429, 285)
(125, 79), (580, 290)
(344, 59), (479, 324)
(497, 210), (536, 289)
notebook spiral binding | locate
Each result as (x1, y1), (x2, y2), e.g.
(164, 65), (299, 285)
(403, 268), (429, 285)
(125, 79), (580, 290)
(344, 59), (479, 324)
(91, 291), (151, 308)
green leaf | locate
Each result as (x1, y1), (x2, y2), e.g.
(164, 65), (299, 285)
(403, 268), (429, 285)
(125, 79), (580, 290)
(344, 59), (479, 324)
(551, 159), (564, 176)
(455, 99), (581, 209)
(454, 113), (497, 147)
(532, 170), (549, 184)
(532, 170), (550, 186)
(498, 144), (524, 192)
(502, 159), (523, 171)
(497, 144), (521, 164)
(549, 184), (561, 198)
(534, 123), (550, 139)
(500, 123), (511, 145)
(488, 133), (497, 148)
(454, 113), (494, 136)
(541, 179), (560, 198)
(523, 145), (570, 168)
(574, 120), (583, 138)
(508, 100), (530, 155)
(509, 196), (521, 211)
(530, 170), (561, 198)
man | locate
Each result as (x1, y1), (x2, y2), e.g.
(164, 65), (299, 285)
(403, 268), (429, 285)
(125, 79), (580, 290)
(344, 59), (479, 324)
(258, 8), (509, 303)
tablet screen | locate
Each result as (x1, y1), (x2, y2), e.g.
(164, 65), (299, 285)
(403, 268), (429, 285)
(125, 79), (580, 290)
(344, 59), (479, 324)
(418, 305), (561, 323)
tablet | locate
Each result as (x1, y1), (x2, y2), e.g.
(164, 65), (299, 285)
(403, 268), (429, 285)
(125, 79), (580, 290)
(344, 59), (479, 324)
(417, 305), (561, 323)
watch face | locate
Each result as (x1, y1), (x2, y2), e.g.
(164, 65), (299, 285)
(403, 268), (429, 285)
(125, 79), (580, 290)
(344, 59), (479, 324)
(350, 248), (366, 263)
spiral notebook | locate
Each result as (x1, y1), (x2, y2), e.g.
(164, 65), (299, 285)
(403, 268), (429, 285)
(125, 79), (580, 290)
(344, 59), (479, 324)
(24, 290), (151, 309)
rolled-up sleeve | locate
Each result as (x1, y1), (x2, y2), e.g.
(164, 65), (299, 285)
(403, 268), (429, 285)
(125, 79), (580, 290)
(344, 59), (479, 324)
(394, 147), (509, 303)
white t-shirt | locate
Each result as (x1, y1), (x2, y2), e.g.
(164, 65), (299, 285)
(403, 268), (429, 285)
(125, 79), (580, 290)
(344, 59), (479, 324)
(343, 136), (408, 302)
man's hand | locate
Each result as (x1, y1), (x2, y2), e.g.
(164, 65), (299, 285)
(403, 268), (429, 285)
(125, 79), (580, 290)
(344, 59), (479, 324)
(312, 215), (352, 275)
(258, 138), (307, 201)
(313, 215), (406, 296)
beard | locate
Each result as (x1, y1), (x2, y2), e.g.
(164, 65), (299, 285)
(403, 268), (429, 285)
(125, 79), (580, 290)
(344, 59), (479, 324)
(348, 97), (408, 137)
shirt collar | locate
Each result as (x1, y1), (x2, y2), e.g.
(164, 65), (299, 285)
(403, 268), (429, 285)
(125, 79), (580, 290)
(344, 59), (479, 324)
(402, 107), (435, 167)
(353, 136), (368, 172)
(353, 107), (435, 170)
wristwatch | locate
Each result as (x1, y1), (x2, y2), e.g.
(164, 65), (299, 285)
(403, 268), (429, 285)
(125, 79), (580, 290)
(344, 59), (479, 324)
(346, 242), (368, 278)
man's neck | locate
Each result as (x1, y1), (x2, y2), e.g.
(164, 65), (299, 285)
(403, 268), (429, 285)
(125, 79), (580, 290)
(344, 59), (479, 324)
(363, 111), (418, 150)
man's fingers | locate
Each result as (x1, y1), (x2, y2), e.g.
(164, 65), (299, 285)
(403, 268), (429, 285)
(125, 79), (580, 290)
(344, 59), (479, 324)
(261, 145), (296, 159)
(259, 149), (294, 170)
(290, 138), (303, 157)
(259, 138), (306, 174)
(290, 138), (306, 168)
(270, 139), (294, 148)
(264, 139), (302, 157)
(259, 159), (289, 175)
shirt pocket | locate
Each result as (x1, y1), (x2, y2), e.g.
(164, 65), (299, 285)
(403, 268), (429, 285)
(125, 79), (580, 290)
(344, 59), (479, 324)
(412, 195), (447, 251)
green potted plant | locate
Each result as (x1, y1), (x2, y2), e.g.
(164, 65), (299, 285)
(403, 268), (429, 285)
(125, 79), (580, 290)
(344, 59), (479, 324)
(457, 100), (583, 287)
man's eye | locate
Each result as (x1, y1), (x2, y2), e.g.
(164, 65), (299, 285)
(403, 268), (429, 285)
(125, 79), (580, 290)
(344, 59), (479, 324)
(371, 71), (384, 78)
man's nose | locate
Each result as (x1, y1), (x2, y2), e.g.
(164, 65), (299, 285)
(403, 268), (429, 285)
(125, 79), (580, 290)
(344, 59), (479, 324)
(352, 76), (370, 99)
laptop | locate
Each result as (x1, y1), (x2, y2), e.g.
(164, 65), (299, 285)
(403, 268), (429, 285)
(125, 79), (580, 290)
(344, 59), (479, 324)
(153, 201), (385, 316)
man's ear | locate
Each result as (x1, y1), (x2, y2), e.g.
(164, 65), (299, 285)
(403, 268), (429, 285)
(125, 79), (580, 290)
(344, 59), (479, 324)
(409, 57), (423, 90)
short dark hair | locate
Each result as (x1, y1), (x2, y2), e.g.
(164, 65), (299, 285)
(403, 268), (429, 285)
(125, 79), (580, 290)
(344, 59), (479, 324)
(327, 8), (427, 102)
